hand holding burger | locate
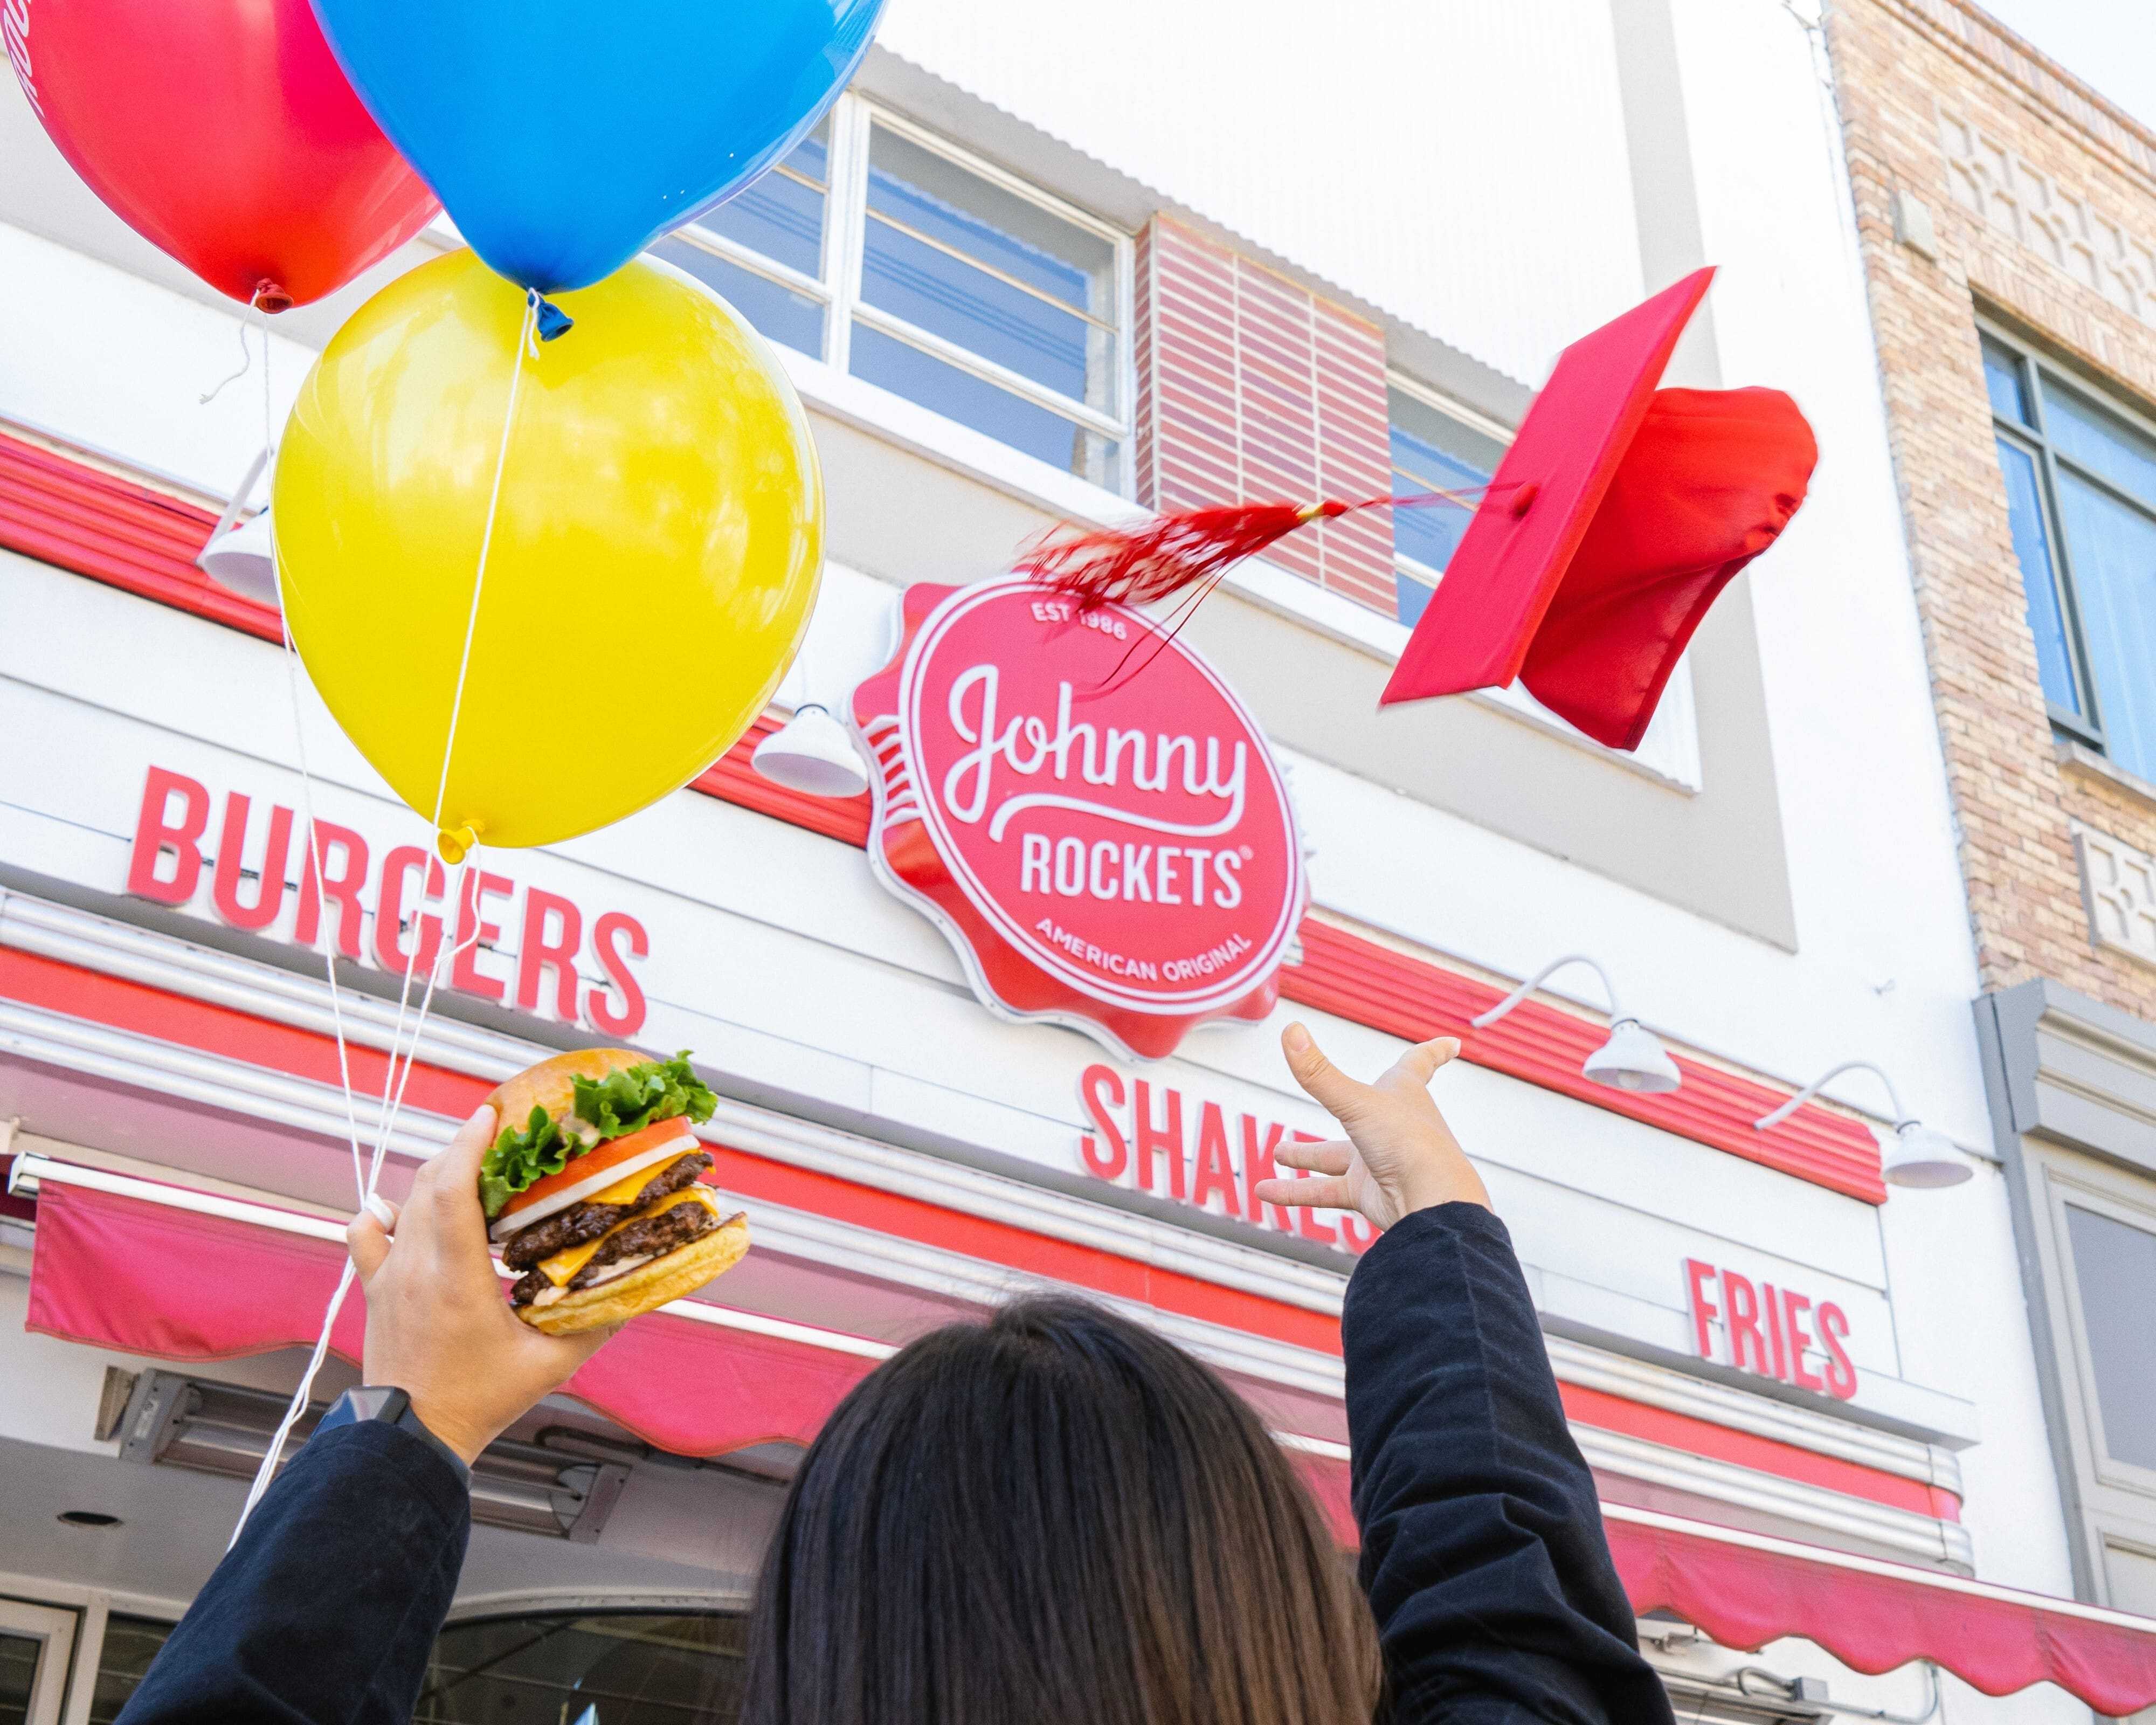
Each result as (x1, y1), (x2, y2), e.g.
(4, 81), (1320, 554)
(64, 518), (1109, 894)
(345, 1049), (749, 1461)
(347, 1102), (611, 1465)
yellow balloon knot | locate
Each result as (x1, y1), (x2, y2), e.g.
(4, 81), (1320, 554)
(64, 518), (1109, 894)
(436, 823), (481, 865)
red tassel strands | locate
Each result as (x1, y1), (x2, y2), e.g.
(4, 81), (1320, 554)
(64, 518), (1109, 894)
(1017, 500), (1346, 609)
(1016, 487), (1497, 612)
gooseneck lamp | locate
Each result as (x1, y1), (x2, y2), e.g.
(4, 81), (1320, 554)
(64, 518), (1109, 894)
(195, 446), (280, 608)
(1471, 954), (1683, 1094)
(751, 703), (870, 798)
(1754, 1060), (1970, 1189)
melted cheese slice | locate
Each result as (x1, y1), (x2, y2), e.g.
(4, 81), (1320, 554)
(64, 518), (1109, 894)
(536, 1181), (721, 1287)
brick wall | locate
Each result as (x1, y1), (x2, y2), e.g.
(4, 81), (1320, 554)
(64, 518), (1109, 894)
(1135, 217), (1397, 615)
(1825, 0), (2156, 1019)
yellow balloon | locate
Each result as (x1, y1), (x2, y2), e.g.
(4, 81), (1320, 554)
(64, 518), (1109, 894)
(274, 249), (823, 854)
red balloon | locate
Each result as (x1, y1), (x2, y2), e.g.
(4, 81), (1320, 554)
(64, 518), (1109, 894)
(5, 0), (438, 310)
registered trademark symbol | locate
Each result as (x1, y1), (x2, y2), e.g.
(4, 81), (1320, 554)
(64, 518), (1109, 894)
(1239, 845), (1254, 860)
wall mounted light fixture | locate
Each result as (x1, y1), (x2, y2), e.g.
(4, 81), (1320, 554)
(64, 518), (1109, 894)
(1471, 954), (1682, 1094)
(196, 447), (278, 607)
(1754, 1060), (1970, 1189)
(751, 703), (870, 798)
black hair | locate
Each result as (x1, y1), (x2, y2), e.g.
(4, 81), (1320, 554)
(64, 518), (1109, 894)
(740, 1294), (1380, 1725)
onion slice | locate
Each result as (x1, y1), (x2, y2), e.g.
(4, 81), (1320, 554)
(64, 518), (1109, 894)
(488, 1123), (699, 1243)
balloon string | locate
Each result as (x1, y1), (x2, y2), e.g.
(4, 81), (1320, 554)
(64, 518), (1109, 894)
(230, 1261), (354, 1544)
(253, 297), (367, 1201)
(198, 315), (254, 406)
(363, 286), (535, 1205)
(431, 289), (537, 842)
(230, 292), (537, 1545)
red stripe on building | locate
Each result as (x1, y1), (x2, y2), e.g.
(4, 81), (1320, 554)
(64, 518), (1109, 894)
(0, 432), (280, 644)
(0, 943), (487, 1122)
(1559, 1382), (1956, 1520)
(0, 431), (1885, 1200)
(703, 1153), (1345, 1358)
(1288, 922), (1886, 1202)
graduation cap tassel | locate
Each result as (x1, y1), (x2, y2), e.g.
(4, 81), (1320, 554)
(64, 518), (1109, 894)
(1019, 267), (1820, 758)
(1019, 488), (1491, 611)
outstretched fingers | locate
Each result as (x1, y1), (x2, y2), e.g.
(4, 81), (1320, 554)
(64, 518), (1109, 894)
(1385, 1036), (1462, 1092)
(1270, 1137), (1351, 1176)
(1253, 1174), (1353, 1212)
(1282, 1022), (1370, 1122)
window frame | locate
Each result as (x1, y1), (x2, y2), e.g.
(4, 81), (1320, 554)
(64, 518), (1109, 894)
(1383, 369), (1514, 603)
(1381, 368), (1703, 792)
(662, 93), (1137, 495)
(1981, 321), (2156, 758)
(417, 1603), (754, 1723)
(2051, 1174), (2156, 1501)
(2013, 1132), (2156, 1606)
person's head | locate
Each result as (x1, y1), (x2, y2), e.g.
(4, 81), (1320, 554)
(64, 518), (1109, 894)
(741, 1295), (1380, 1725)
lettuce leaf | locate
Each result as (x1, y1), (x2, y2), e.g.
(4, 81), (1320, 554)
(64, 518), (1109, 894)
(570, 1052), (717, 1141)
(478, 1104), (578, 1219)
(478, 1052), (717, 1219)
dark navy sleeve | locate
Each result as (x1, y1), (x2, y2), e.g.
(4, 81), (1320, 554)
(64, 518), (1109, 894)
(117, 1420), (469, 1725)
(1345, 1203), (1674, 1725)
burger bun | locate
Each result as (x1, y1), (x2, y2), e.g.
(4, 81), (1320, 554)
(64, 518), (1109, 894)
(515, 1213), (750, 1336)
(486, 1047), (648, 1133)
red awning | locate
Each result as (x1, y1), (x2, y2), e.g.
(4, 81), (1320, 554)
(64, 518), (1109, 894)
(1608, 1502), (2156, 1715)
(22, 1155), (2156, 1712)
(20, 1162), (880, 1457)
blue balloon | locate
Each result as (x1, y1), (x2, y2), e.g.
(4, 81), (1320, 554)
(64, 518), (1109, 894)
(308, 0), (886, 295)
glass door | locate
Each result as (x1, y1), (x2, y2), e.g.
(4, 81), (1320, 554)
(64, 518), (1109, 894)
(0, 1600), (77, 1725)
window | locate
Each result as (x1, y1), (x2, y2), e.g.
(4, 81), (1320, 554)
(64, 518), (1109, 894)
(1386, 381), (1507, 627)
(2065, 1203), (2156, 1476)
(1984, 330), (2156, 783)
(651, 96), (1132, 493)
(653, 117), (833, 361)
(86, 1614), (174, 1723)
(2031, 1147), (2156, 1611)
(416, 1611), (748, 1724)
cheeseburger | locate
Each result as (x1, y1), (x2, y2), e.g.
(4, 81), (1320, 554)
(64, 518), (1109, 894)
(480, 1048), (748, 1335)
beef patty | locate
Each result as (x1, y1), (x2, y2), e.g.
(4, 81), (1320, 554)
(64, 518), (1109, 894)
(501, 1150), (713, 1269)
(509, 1191), (732, 1307)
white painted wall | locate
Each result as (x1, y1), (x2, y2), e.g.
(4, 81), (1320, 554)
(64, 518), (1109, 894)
(0, 1), (2106, 1713)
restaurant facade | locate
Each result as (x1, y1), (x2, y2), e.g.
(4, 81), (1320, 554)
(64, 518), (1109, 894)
(3, 1), (2154, 1720)
(1825, 0), (2156, 1660)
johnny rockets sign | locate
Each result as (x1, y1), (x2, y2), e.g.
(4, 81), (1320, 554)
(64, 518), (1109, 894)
(851, 580), (1306, 1060)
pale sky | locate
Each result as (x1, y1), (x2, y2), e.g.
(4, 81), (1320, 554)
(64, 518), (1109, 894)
(1974, 0), (2156, 133)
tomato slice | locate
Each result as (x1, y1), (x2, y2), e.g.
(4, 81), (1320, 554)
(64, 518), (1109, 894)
(497, 1117), (697, 1220)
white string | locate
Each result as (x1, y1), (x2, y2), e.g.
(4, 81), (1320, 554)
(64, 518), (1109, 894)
(353, 282), (541, 1197)
(253, 307), (368, 1199)
(433, 291), (539, 843)
(229, 291), (540, 1544)
(198, 315), (255, 406)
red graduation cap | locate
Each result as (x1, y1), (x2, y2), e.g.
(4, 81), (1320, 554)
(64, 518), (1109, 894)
(1381, 266), (1816, 748)
(1017, 266), (1815, 751)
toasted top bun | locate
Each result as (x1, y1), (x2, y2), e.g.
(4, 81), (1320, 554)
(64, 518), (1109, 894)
(485, 1047), (647, 1131)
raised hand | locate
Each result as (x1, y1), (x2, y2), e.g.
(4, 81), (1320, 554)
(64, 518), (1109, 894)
(345, 1102), (617, 1464)
(1254, 1022), (1491, 1231)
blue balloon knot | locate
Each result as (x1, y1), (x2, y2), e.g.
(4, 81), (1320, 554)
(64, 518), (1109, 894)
(534, 296), (573, 342)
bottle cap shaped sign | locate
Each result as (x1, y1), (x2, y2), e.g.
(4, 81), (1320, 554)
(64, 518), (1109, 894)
(852, 579), (1307, 1062)
(1380, 266), (1819, 749)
